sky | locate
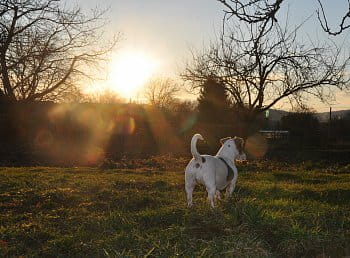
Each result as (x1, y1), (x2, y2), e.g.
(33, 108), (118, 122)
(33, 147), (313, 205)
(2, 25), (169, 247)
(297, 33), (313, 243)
(73, 0), (350, 112)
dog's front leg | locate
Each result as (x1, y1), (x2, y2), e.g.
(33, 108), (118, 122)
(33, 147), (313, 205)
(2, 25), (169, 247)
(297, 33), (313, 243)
(225, 182), (234, 198)
(226, 179), (237, 198)
(215, 190), (221, 200)
(226, 166), (238, 198)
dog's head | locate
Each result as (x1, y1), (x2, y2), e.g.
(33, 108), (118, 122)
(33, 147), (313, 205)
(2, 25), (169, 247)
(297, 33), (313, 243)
(220, 136), (246, 161)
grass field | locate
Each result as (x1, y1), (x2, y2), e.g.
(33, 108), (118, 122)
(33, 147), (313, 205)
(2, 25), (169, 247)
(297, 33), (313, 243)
(1, 161), (350, 257)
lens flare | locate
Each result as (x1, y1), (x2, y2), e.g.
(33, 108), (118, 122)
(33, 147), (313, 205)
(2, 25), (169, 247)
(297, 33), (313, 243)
(35, 129), (54, 148)
(245, 133), (268, 159)
(126, 117), (136, 135)
(179, 114), (198, 134)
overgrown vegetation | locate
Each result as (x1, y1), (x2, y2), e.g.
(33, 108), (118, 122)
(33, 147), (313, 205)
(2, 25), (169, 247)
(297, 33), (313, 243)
(0, 161), (349, 257)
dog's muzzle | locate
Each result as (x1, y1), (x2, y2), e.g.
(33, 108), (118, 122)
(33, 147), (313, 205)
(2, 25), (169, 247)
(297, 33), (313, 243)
(236, 152), (247, 161)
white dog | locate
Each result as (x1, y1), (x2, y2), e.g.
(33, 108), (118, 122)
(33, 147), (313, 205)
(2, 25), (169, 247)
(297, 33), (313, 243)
(185, 134), (246, 208)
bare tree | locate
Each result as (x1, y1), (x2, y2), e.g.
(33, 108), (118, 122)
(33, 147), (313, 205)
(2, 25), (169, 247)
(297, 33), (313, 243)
(182, 8), (350, 123)
(218, 0), (350, 35)
(83, 89), (123, 104)
(316, 0), (350, 36)
(218, 0), (282, 24)
(0, 0), (118, 102)
(144, 77), (180, 109)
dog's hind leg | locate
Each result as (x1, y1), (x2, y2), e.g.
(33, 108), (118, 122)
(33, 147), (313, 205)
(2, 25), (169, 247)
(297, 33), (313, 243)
(207, 187), (216, 208)
(186, 184), (195, 207)
(185, 173), (196, 207)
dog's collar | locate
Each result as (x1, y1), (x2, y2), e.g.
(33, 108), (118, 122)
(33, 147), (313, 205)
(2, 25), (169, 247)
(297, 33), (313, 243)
(218, 157), (234, 181)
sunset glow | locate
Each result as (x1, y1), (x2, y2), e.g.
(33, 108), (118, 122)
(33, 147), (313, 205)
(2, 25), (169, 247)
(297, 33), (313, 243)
(107, 50), (158, 99)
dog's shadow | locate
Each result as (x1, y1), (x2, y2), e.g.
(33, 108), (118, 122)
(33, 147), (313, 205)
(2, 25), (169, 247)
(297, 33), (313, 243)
(184, 205), (227, 239)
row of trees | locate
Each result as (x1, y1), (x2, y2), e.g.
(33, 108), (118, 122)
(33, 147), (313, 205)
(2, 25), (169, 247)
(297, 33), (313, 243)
(1, 86), (348, 165)
(1, 0), (350, 132)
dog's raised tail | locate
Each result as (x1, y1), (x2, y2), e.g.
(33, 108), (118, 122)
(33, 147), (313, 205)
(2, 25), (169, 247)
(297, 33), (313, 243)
(191, 134), (204, 161)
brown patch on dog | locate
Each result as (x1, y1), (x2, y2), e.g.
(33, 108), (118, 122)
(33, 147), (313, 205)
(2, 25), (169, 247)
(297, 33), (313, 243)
(220, 137), (231, 145)
(234, 137), (244, 154)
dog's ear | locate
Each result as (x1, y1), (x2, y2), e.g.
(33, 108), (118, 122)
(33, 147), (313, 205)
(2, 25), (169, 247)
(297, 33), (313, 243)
(233, 137), (244, 154)
(220, 137), (231, 145)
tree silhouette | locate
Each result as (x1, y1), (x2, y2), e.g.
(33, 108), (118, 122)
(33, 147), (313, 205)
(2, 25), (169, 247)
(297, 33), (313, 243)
(144, 78), (180, 109)
(0, 0), (118, 102)
(83, 89), (123, 104)
(183, 3), (350, 132)
(197, 78), (232, 125)
(195, 78), (237, 151)
(218, 0), (350, 36)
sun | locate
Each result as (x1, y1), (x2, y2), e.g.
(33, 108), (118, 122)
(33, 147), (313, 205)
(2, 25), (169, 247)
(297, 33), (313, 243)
(108, 50), (158, 99)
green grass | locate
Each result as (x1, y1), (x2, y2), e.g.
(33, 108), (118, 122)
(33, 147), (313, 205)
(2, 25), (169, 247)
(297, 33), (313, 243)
(0, 162), (349, 257)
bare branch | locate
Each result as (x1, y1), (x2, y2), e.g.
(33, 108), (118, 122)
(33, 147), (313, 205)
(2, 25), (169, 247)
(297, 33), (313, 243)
(316, 0), (350, 36)
(0, 0), (118, 102)
(218, 0), (350, 36)
(218, 0), (283, 23)
(144, 77), (180, 109)
(182, 9), (350, 115)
